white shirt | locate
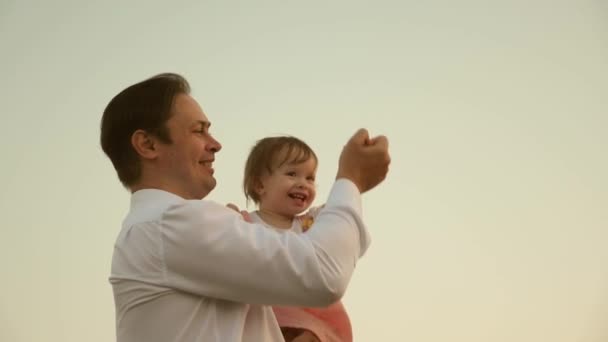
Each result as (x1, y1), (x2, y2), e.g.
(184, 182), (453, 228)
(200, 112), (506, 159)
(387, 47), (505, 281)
(248, 211), (307, 233)
(109, 179), (370, 342)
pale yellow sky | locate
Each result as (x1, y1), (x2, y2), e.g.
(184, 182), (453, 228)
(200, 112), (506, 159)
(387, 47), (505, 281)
(1, 1), (607, 341)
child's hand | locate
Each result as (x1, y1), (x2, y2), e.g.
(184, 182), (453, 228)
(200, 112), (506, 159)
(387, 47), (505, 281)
(226, 203), (252, 223)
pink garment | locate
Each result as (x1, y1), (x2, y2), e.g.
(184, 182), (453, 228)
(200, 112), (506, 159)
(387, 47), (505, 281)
(273, 301), (352, 342)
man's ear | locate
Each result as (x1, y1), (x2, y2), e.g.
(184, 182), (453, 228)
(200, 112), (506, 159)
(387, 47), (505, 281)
(131, 129), (159, 160)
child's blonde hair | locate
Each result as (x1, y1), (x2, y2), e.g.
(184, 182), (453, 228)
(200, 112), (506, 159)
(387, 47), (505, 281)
(243, 136), (318, 204)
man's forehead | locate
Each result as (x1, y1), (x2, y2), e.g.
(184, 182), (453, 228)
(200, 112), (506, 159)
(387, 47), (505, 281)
(171, 94), (210, 125)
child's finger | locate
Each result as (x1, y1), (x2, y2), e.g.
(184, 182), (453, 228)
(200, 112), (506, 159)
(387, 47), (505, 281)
(226, 203), (239, 212)
(240, 210), (253, 223)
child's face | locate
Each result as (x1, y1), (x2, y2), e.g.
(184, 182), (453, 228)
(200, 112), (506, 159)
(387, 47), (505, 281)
(256, 157), (317, 218)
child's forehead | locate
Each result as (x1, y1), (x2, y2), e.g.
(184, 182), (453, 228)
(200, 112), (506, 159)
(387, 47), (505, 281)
(270, 146), (317, 168)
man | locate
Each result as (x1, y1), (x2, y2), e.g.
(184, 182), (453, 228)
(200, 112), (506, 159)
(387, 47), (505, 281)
(101, 73), (390, 341)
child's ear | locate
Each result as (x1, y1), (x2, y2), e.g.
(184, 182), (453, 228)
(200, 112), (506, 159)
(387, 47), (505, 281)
(254, 180), (265, 196)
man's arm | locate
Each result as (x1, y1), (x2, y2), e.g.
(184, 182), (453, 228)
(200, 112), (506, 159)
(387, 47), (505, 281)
(160, 179), (365, 307)
(161, 128), (389, 307)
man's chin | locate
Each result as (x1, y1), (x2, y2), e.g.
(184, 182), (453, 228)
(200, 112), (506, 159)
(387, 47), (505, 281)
(199, 179), (216, 198)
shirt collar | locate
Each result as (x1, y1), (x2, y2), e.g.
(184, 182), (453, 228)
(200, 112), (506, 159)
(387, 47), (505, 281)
(124, 189), (186, 227)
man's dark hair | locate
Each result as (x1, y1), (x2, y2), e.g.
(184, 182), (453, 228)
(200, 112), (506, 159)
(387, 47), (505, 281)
(100, 73), (190, 187)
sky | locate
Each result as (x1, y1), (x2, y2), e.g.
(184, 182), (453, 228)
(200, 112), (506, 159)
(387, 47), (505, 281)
(1, 1), (607, 341)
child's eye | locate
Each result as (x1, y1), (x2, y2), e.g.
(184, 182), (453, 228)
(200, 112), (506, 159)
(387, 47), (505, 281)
(307, 176), (315, 182)
(286, 171), (296, 177)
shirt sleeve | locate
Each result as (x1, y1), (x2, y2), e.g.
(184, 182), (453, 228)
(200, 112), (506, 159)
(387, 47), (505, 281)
(159, 179), (371, 307)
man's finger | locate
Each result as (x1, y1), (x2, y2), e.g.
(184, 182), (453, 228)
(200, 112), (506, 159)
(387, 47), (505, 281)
(371, 135), (389, 150)
(366, 135), (388, 148)
(349, 128), (370, 145)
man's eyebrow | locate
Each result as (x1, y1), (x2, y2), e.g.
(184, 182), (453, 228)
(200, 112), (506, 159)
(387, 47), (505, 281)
(195, 120), (211, 128)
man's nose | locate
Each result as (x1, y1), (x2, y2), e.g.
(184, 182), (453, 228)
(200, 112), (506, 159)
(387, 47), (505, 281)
(209, 136), (222, 153)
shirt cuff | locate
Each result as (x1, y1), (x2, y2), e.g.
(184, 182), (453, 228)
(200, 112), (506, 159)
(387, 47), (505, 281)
(326, 178), (363, 217)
